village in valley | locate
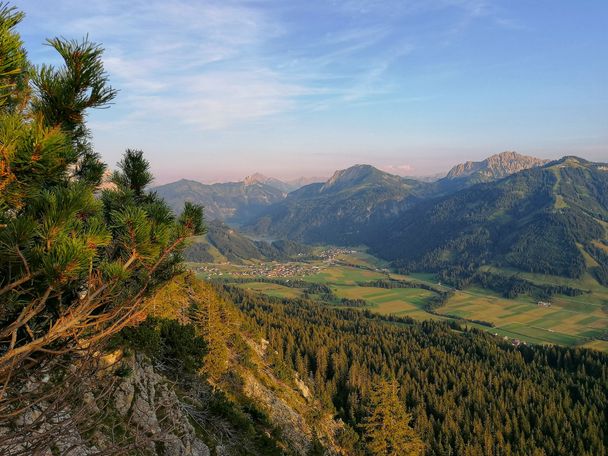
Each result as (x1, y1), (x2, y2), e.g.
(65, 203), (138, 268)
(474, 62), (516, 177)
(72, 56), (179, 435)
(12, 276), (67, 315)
(192, 247), (358, 280)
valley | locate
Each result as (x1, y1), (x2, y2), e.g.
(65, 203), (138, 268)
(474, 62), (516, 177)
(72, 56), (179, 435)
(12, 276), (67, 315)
(188, 247), (608, 351)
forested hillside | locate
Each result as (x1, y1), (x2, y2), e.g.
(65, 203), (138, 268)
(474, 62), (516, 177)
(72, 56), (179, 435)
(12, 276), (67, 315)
(246, 164), (428, 244)
(105, 274), (348, 455)
(372, 157), (608, 285)
(221, 285), (608, 456)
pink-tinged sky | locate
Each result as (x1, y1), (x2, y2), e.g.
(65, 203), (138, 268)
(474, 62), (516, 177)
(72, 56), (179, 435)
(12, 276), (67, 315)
(18, 0), (608, 184)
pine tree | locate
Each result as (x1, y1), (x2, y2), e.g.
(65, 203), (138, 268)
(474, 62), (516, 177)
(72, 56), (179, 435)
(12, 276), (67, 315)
(0, 4), (27, 113)
(113, 148), (154, 198)
(0, 3), (205, 438)
(361, 379), (424, 456)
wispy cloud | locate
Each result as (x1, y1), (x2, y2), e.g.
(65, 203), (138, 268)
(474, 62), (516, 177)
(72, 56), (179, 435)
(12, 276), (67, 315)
(21, 0), (502, 131)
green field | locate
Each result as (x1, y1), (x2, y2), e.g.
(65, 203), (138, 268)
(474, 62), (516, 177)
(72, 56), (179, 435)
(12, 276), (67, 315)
(438, 284), (608, 347)
(190, 247), (608, 351)
(303, 265), (386, 284)
(237, 282), (301, 299)
(333, 285), (440, 320)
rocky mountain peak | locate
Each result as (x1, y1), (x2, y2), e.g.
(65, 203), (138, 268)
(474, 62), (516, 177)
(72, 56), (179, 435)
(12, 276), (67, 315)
(446, 151), (548, 180)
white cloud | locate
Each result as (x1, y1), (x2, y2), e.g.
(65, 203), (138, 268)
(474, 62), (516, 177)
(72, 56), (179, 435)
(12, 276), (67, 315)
(40, 0), (298, 130)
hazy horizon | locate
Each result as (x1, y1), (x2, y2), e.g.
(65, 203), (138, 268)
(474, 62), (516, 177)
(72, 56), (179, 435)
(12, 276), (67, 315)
(147, 151), (541, 186)
(18, 1), (607, 183)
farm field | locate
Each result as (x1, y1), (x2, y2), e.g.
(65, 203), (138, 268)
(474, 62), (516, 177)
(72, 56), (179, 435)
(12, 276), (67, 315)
(333, 285), (440, 320)
(237, 282), (301, 299)
(437, 286), (608, 347)
(581, 340), (608, 352)
(190, 247), (608, 351)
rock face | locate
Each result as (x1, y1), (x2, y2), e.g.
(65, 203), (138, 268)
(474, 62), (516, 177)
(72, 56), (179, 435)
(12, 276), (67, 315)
(0, 354), (211, 456)
(113, 354), (210, 456)
(243, 373), (312, 455)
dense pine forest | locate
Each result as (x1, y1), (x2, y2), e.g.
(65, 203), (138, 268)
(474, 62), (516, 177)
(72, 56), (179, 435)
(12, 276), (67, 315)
(218, 285), (608, 456)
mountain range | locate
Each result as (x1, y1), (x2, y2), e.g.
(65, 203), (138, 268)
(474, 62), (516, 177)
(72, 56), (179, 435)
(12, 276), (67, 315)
(154, 151), (544, 225)
(157, 151), (608, 284)
(154, 178), (286, 223)
(243, 152), (551, 243)
(244, 164), (428, 244)
(154, 174), (323, 223)
(243, 173), (324, 193)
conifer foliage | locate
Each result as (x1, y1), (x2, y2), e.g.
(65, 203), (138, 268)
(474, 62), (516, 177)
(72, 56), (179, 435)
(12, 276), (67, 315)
(0, 0), (204, 426)
(362, 379), (424, 456)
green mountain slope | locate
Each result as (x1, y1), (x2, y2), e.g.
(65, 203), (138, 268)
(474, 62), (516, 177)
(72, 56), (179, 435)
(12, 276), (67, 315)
(224, 286), (608, 456)
(245, 164), (429, 244)
(372, 156), (608, 283)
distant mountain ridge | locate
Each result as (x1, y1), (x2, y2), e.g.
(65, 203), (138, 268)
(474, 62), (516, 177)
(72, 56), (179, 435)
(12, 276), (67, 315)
(154, 178), (285, 223)
(154, 174), (323, 222)
(320, 164), (405, 193)
(243, 173), (324, 193)
(243, 154), (551, 245)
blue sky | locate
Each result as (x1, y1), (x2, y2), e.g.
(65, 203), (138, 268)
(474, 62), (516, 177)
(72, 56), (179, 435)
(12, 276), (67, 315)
(17, 0), (608, 183)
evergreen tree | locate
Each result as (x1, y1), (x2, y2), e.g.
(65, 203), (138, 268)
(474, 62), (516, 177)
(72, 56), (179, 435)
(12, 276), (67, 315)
(113, 148), (154, 198)
(362, 379), (424, 456)
(193, 279), (229, 380)
(0, 3), (205, 436)
(0, 3), (27, 113)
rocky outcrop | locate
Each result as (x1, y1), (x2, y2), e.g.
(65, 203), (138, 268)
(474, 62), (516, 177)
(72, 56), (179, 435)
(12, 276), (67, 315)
(445, 151), (548, 181)
(1, 275), (346, 456)
(112, 354), (210, 456)
(240, 338), (343, 455)
(243, 373), (311, 454)
(0, 353), (211, 456)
